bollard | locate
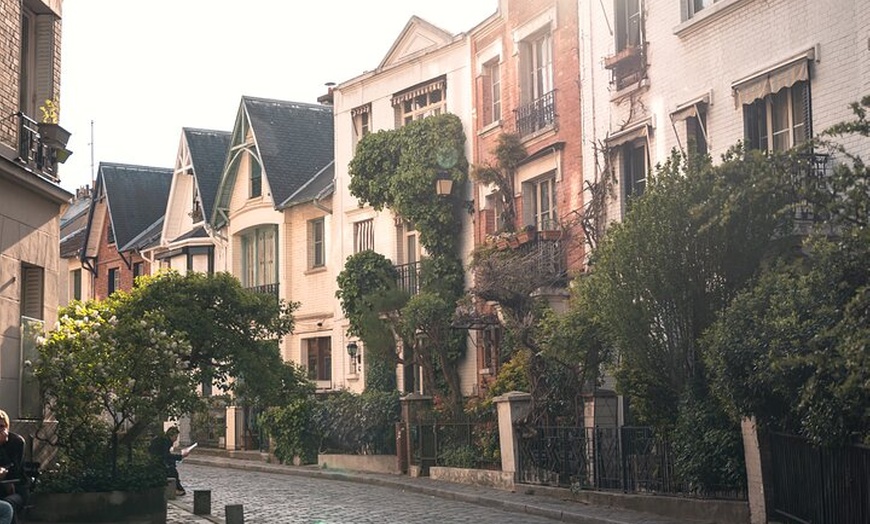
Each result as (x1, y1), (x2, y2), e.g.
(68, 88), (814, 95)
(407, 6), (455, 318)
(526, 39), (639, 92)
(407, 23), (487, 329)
(225, 504), (244, 524)
(193, 490), (211, 515)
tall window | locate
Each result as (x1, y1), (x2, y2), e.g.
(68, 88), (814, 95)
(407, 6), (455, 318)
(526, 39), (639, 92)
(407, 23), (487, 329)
(353, 219), (374, 253)
(615, 0), (642, 52)
(108, 267), (120, 296)
(744, 82), (810, 152)
(622, 142), (647, 201)
(519, 29), (553, 104)
(241, 226), (277, 287)
(308, 218), (325, 269)
(523, 174), (557, 230)
(71, 268), (82, 301)
(305, 337), (332, 381)
(21, 264), (44, 320)
(19, 7), (54, 118)
(352, 104), (371, 151)
(687, 113), (708, 158)
(393, 78), (446, 127)
(248, 152), (262, 198)
(481, 60), (502, 126)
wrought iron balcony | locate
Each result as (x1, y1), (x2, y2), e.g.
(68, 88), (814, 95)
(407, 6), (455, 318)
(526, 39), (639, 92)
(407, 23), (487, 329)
(793, 152), (830, 224)
(15, 112), (69, 182)
(246, 283), (279, 300)
(515, 90), (556, 137)
(395, 261), (422, 296)
(514, 235), (567, 286)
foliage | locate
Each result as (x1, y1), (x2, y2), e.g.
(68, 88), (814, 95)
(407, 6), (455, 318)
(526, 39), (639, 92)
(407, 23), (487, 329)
(36, 298), (201, 483)
(259, 398), (318, 465)
(312, 390), (400, 455)
(39, 98), (59, 124)
(483, 349), (531, 406)
(471, 133), (527, 232)
(123, 271), (300, 407)
(37, 456), (166, 494)
(336, 250), (401, 338)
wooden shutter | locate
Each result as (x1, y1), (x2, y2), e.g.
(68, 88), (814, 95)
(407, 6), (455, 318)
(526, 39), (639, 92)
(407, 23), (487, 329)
(34, 15), (55, 111)
(478, 74), (492, 126)
(21, 265), (44, 320)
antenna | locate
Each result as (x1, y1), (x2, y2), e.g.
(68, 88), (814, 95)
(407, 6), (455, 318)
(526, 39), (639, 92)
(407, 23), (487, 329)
(89, 119), (95, 185)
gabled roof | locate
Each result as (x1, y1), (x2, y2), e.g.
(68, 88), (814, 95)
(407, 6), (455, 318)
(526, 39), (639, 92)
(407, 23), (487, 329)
(125, 216), (164, 252)
(97, 162), (172, 252)
(379, 16), (456, 70)
(213, 96), (334, 226)
(60, 227), (87, 259)
(171, 225), (210, 243)
(183, 128), (231, 220)
(278, 161), (334, 209)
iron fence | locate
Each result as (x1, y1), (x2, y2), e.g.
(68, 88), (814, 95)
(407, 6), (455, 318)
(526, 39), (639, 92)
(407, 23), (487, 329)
(395, 261), (422, 296)
(408, 416), (501, 475)
(515, 90), (556, 137)
(190, 405), (226, 448)
(769, 432), (870, 524)
(516, 425), (746, 500)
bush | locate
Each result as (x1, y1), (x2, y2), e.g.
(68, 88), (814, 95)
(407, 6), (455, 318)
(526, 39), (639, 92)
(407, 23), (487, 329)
(37, 454), (166, 494)
(259, 398), (318, 465)
(312, 390), (400, 455)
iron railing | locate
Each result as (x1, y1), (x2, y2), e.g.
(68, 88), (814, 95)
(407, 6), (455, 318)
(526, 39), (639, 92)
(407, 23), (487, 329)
(395, 261), (422, 296)
(408, 416), (501, 475)
(769, 432), (870, 524)
(515, 425), (746, 500)
(792, 152), (830, 223)
(15, 112), (59, 181)
(190, 404), (226, 448)
(515, 236), (567, 284)
(515, 90), (556, 137)
(246, 283), (279, 301)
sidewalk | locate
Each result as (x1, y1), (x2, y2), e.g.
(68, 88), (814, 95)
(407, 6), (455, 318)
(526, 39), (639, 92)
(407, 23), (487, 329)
(179, 452), (711, 524)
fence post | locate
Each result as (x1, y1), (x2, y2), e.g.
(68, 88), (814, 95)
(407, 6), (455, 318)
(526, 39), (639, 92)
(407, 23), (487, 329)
(493, 391), (532, 480)
(741, 416), (769, 524)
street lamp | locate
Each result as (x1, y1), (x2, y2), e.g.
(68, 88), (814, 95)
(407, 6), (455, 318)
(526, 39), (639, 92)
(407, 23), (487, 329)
(435, 170), (454, 196)
(346, 341), (360, 365)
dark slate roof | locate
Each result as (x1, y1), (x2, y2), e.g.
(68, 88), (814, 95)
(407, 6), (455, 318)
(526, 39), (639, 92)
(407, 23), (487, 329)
(60, 197), (90, 228)
(183, 128), (231, 221)
(279, 161), (334, 209)
(244, 97), (334, 207)
(99, 163), (172, 252)
(59, 227), (86, 258)
(171, 225), (209, 243)
(126, 216), (164, 251)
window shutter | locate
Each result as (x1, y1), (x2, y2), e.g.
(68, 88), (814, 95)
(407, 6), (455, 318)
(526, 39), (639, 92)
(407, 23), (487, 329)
(21, 265), (44, 320)
(477, 74), (492, 126)
(802, 81), (813, 141)
(34, 15), (55, 111)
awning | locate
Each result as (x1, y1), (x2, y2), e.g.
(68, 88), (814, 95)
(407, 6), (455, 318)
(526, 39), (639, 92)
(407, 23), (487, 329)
(605, 117), (652, 147)
(670, 92), (710, 122)
(732, 48), (815, 107)
(351, 104), (370, 117)
(391, 78), (446, 107)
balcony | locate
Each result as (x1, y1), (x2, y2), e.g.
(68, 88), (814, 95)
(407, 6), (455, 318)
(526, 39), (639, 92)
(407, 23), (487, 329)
(246, 283), (279, 301)
(395, 261), (422, 296)
(515, 91), (556, 137)
(15, 112), (71, 183)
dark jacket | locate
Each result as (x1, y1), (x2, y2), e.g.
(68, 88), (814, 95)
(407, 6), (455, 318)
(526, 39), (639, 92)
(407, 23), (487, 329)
(149, 434), (182, 467)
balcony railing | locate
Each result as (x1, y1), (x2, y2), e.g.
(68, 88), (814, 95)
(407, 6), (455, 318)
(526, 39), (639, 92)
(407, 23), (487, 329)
(515, 90), (556, 137)
(246, 283), (279, 301)
(16, 112), (60, 182)
(395, 261), (422, 296)
(793, 152), (830, 223)
(515, 235), (567, 285)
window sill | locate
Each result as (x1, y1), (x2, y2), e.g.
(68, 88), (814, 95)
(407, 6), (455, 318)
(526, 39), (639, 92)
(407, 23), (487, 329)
(305, 266), (327, 276)
(674, 0), (752, 37)
(479, 367), (493, 376)
(346, 373), (360, 382)
(520, 123), (557, 144)
(478, 120), (502, 137)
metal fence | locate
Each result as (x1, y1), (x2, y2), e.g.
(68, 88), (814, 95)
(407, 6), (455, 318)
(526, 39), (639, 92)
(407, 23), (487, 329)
(408, 417), (501, 475)
(516, 425), (746, 500)
(769, 432), (870, 524)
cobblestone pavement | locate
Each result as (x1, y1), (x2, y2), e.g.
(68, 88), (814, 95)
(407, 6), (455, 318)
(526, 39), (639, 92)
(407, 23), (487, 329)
(175, 462), (562, 524)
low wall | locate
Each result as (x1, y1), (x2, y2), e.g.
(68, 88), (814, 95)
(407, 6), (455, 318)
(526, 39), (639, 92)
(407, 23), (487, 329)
(29, 486), (167, 523)
(430, 466), (515, 491)
(524, 484), (750, 524)
(318, 454), (400, 475)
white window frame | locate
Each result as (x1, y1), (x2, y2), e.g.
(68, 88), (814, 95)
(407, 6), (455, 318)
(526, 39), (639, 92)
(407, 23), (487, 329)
(240, 225), (277, 287)
(520, 29), (553, 104)
(308, 217), (325, 269)
(352, 104), (371, 151)
(392, 79), (446, 127)
(523, 173), (557, 230)
(482, 59), (502, 126)
(353, 219), (374, 253)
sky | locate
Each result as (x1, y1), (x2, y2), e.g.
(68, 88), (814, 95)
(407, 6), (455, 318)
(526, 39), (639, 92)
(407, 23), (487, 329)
(57, 1), (498, 192)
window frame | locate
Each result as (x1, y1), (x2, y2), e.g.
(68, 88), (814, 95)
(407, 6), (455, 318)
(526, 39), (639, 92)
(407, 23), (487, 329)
(248, 151), (262, 198)
(481, 59), (502, 126)
(240, 225), (278, 287)
(392, 78), (447, 127)
(519, 28), (554, 105)
(71, 268), (82, 301)
(308, 217), (325, 269)
(305, 337), (332, 382)
(21, 264), (44, 320)
(522, 172), (558, 230)
(743, 81), (810, 152)
(622, 140), (648, 203)
(107, 267), (120, 296)
(614, 0), (642, 52)
(353, 218), (374, 254)
(352, 104), (371, 151)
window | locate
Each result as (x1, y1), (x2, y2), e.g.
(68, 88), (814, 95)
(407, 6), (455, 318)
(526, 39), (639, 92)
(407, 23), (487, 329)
(523, 173), (558, 230)
(481, 60), (502, 126)
(191, 182), (203, 222)
(519, 29), (553, 105)
(248, 152), (262, 198)
(308, 218), (325, 269)
(392, 78), (446, 127)
(481, 327), (501, 373)
(352, 104), (371, 150)
(622, 142), (647, 201)
(132, 262), (144, 283)
(686, 0), (716, 20)
(615, 0), (642, 52)
(305, 337), (332, 381)
(686, 113), (708, 158)
(353, 219), (374, 253)
(19, 6), (55, 118)
(71, 268), (82, 301)
(21, 264), (44, 320)
(744, 82), (810, 152)
(108, 267), (120, 296)
(395, 220), (421, 295)
(240, 226), (277, 287)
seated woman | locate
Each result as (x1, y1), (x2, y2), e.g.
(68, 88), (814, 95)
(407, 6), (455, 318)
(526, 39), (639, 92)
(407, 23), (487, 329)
(149, 426), (190, 496)
(0, 411), (27, 524)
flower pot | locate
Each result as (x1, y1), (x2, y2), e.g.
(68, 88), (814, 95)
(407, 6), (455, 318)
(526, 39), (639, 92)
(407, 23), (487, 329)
(38, 123), (71, 148)
(516, 231), (536, 244)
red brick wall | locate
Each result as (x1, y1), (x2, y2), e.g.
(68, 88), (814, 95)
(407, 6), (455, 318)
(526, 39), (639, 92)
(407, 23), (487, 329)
(93, 213), (150, 300)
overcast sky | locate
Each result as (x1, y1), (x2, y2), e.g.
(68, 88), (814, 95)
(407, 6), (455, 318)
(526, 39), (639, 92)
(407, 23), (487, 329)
(57, 1), (498, 192)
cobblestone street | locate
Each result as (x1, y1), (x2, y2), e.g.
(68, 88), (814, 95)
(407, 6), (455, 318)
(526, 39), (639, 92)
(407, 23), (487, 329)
(172, 463), (562, 524)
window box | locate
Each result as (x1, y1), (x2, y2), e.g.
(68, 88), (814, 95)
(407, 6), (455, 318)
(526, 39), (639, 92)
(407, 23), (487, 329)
(38, 122), (71, 148)
(604, 45), (642, 70)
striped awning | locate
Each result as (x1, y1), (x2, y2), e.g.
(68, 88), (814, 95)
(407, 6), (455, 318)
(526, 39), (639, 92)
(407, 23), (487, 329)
(391, 78), (446, 107)
(351, 104), (370, 117)
(732, 48), (815, 108)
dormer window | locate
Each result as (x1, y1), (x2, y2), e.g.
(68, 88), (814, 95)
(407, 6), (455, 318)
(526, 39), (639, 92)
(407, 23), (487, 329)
(249, 151), (262, 198)
(392, 77), (446, 128)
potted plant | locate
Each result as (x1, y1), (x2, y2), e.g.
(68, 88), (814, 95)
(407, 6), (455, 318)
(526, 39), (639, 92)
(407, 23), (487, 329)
(516, 224), (537, 245)
(37, 99), (71, 148)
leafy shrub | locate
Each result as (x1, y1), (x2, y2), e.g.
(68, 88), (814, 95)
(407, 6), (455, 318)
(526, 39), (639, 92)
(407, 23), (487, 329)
(259, 398), (318, 465)
(312, 390), (400, 455)
(37, 455), (166, 493)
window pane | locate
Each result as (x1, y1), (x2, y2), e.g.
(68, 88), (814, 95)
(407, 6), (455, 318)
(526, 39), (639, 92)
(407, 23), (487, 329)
(771, 90), (790, 152)
(791, 83), (808, 145)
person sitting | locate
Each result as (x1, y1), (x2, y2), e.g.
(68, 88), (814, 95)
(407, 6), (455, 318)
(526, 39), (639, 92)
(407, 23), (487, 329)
(149, 426), (190, 496)
(0, 411), (27, 524)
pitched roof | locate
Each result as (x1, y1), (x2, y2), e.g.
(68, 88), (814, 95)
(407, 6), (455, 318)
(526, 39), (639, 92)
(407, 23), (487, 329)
(59, 227), (86, 259)
(171, 225), (210, 243)
(379, 16), (456, 70)
(125, 216), (164, 251)
(183, 128), (231, 220)
(244, 96), (334, 207)
(278, 160), (334, 209)
(98, 162), (172, 252)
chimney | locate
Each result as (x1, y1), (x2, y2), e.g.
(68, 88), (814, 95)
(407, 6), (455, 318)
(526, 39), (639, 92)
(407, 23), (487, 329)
(317, 82), (336, 106)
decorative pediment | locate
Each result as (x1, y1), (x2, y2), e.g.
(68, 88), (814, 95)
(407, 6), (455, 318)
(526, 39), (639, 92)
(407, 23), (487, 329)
(379, 16), (455, 70)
